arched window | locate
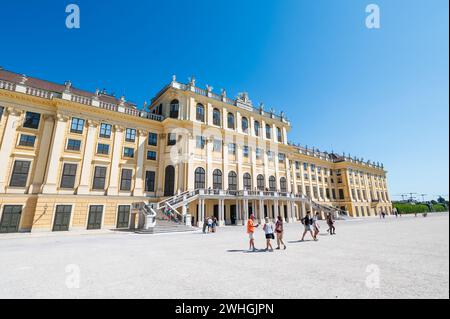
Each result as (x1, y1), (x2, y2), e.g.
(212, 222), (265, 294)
(194, 167), (206, 189)
(213, 169), (223, 190)
(277, 127), (282, 142)
(269, 176), (276, 191)
(170, 99), (179, 119)
(241, 117), (249, 133)
(196, 104), (205, 122)
(243, 173), (252, 190)
(265, 124), (272, 139)
(213, 108), (221, 126)
(254, 121), (260, 136)
(280, 177), (287, 192)
(228, 171), (237, 190)
(257, 174), (265, 191)
(227, 113), (235, 129)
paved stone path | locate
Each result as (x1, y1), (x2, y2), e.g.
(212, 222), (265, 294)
(0, 213), (448, 299)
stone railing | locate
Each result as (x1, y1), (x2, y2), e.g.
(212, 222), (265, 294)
(0, 80), (16, 91)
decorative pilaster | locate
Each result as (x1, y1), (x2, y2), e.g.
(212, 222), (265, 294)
(0, 108), (24, 192)
(30, 114), (55, 194)
(107, 125), (124, 195)
(133, 129), (147, 196)
(77, 120), (99, 194)
(42, 114), (70, 194)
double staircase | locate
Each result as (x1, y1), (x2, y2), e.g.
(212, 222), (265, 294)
(135, 189), (349, 234)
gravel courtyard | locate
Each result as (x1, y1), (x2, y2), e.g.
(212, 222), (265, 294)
(0, 213), (448, 299)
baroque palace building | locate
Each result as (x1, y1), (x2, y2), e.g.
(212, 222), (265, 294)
(0, 68), (392, 233)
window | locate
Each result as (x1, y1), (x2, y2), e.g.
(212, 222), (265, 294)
(243, 145), (250, 158)
(92, 166), (107, 190)
(303, 162), (308, 171)
(117, 205), (131, 229)
(313, 187), (319, 199)
(351, 189), (356, 200)
(264, 176), (275, 192)
(295, 161), (300, 170)
(145, 171), (156, 192)
(167, 133), (177, 146)
(319, 188), (324, 199)
(148, 133), (158, 146)
(267, 151), (274, 162)
(196, 136), (206, 149)
(23, 111), (40, 129)
(228, 143), (236, 155)
(243, 173), (252, 190)
(280, 177), (287, 192)
(67, 139), (81, 151)
(195, 167), (206, 189)
(99, 123), (112, 138)
(170, 99), (179, 118)
(213, 108), (221, 126)
(278, 153), (285, 164)
(241, 117), (249, 133)
(9, 160), (31, 187)
(60, 163), (77, 189)
(326, 188), (331, 199)
(257, 175), (265, 191)
(213, 169), (223, 189)
(265, 124), (271, 139)
(227, 113), (235, 129)
(277, 127), (282, 142)
(357, 190), (361, 201)
(18, 134), (36, 147)
(120, 169), (133, 191)
(228, 171), (237, 190)
(255, 148), (262, 160)
(305, 186), (311, 197)
(339, 189), (345, 200)
(123, 147), (134, 158)
(70, 118), (84, 134)
(97, 143), (110, 155)
(213, 139), (222, 152)
(147, 150), (157, 160)
(196, 104), (205, 122)
(332, 189), (336, 199)
(0, 106), (4, 120)
(254, 121), (260, 136)
(125, 128), (136, 142)
(53, 205), (72, 231)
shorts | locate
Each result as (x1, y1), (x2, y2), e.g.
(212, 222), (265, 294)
(248, 233), (254, 240)
(265, 233), (275, 240)
(304, 225), (312, 231)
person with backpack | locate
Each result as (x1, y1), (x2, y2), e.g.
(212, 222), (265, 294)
(275, 215), (287, 250)
(262, 217), (275, 251)
(301, 211), (317, 241)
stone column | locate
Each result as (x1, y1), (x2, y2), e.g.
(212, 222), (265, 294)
(42, 114), (70, 194)
(259, 199), (264, 224)
(206, 138), (213, 189)
(30, 114), (55, 194)
(219, 199), (225, 226)
(77, 120), (99, 194)
(107, 125), (124, 195)
(222, 142), (229, 190)
(274, 200), (279, 220)
(133, 129), (147, 196)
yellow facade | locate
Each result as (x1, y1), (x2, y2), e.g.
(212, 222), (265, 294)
(0, 69), (392, 233)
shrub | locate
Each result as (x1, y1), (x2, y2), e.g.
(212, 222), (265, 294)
(394, 203), (429, 214)
(432, 204), (447, 212)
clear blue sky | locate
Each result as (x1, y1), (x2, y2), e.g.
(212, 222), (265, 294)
(0, 0), (448, 201)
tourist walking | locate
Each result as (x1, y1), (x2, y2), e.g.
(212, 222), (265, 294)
(212, 216), (217, 233)
(263, 217), (275, 251)
(247, 214), (259, 251)
(312, 212), (321, 238)
(275, 215), (287, 250)
(326, 213), (336, 235)
(301, 211), (317, 241)
(207, 217), (213, 233)
(202, 217), (208, 234)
